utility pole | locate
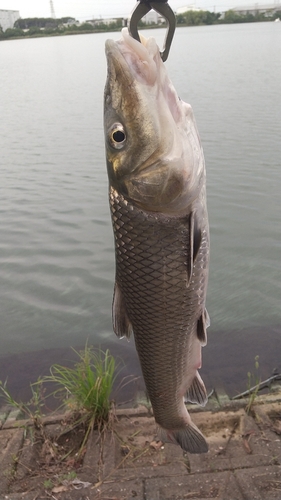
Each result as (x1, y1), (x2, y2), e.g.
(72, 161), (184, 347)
(50, 0), (56, 19)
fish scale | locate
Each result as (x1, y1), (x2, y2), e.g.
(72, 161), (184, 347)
(110, 187), (204, 429)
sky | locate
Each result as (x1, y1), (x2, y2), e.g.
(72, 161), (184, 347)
(0, 0), (278, 21)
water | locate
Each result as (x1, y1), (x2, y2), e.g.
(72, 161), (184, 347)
(0, 23), (281, 402)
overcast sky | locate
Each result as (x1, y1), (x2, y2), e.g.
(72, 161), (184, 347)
(0, 0), (277, 20)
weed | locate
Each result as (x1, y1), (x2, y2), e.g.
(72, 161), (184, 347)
(0, 345), (118, 460)
(43, 472), (77, 492)
(43, 478), (54, 490)
(0, 379), (45, 428)
(270, 455), (280, 466)
(45, 345), (116, 424)
(42, 345), (117, 456)
(57, 471), (77, 483)
(246, 355), (261, 414)
(1, 345), (117, 426)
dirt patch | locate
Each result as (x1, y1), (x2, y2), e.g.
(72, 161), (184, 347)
(8, 415), (91, 496)
(267, 408), (281, 435)
(194, 411), (242, 437)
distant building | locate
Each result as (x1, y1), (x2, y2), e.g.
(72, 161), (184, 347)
(140, 10), (166, 24)
(142, 10), (158, 24)
(87, 13), (163, 28)
(87, 17), (123, 26)
(231, 3), (281, 16)
(62, 19), (80, 27)
(0, 9), (20, 31)
(176, 5), (202, 13)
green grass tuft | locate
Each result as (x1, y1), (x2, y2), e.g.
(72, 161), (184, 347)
(1, 345), (117, 453)
(0, 345), (118, 461)
(45, 345), (117, 426)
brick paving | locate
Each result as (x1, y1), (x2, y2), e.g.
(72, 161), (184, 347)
(0, 388), (280, 500)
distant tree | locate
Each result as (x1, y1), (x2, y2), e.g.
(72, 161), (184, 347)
(14, 19), (25, 29)
(79, 22), (94, 31)
(223, 10), (245, 23)
(2, 27), (24, 38)
(14, 16), (77, 30)
(201, 11), (220, 24)
(221, 9), (272, 23)
(60, 17), (75, 23)
(273, 10), (281, 19)
(107, 21), (121, 30)
(175, 10), (220, 26)
(94, 22), (108, 31)
(65, 24), (79, 31)
(27, 26), (42, 36)
(176, 14), (185, 24)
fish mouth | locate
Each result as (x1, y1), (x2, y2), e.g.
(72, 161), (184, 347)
(105, 29), (185, 132)
(105, 28), (161, 87)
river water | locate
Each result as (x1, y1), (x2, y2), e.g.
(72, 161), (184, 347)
(1, 22), (281, 402)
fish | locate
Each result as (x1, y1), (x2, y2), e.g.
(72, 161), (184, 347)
(104, 28), (210, 454)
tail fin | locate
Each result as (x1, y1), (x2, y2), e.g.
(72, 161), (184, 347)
(158, 421), (208, 454)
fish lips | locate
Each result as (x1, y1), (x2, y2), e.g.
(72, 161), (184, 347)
(105, 30), (160, 89)
(104, 39), (135, 97)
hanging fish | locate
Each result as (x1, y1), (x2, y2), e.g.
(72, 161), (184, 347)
(104, 27), (210, 454)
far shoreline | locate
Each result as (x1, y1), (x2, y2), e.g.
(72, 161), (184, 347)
(1, 19), (279, 43)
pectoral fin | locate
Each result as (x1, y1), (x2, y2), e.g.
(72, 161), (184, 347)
(185, 371), (208, 406)
(192, 211), (202, 263)
(197, 308), (210, 346)
(187, 211), (202, 286)
(112, 282), (132, 339)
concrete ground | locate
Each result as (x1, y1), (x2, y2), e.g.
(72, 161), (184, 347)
(0, 387), (280, 500)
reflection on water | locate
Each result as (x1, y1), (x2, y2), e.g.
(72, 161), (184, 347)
(0, 23), (281, 401)
(0, 325), (280, 407)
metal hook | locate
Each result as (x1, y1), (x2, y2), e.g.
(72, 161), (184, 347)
(128, 0), (176, 62)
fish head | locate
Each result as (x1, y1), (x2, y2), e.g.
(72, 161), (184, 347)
(104, 28), (205, 215)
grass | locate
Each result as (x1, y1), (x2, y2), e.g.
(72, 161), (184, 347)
(0, 344), (118, 457)
(46, 345), (116, 423)
(44, 345), (117, 450)
(43, 471), (77, 491)
(43, 479), (54, 490)
(0, 377), (45, 428)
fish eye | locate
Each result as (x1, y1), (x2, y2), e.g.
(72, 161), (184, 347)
(109, 123), (126, 149)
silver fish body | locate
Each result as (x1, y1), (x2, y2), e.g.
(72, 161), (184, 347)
(104, 29), (210, 454)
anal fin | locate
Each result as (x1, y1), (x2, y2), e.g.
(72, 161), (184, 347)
(112, 282), (132, 339)
(185, 371), (208, 407)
